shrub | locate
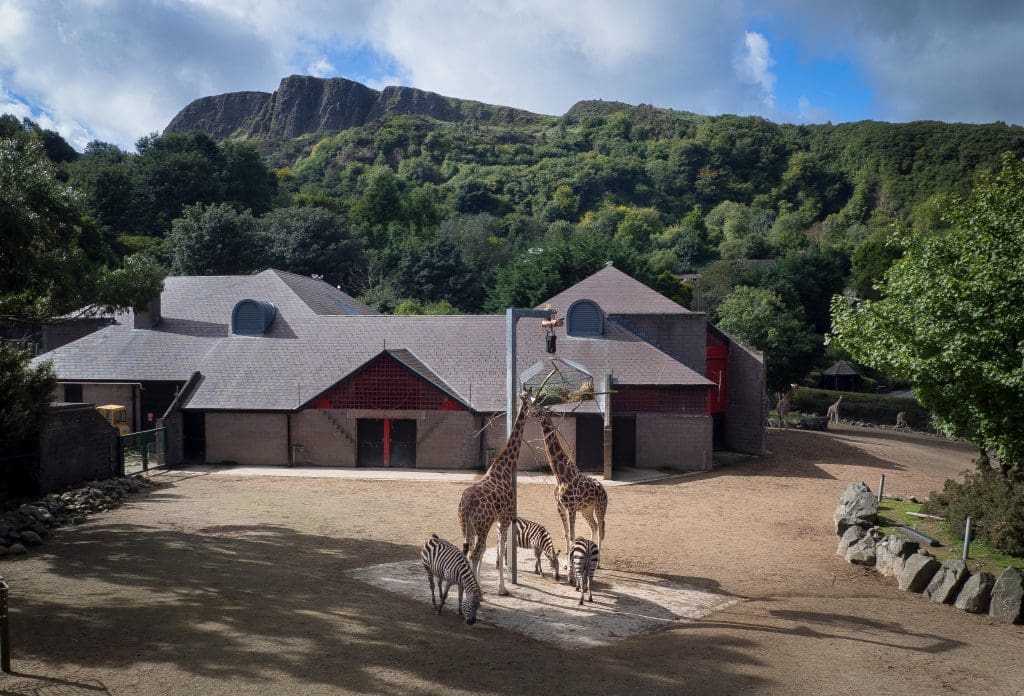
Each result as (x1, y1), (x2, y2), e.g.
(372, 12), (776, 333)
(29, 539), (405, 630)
(924, 470), (1024, 557)
(789, 387), (929, 428)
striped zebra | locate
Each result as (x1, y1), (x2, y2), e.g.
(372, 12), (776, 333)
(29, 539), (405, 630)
(500, 518), (561, 580)
(568, 536), (599, 606)
(421, 534), (482, 625)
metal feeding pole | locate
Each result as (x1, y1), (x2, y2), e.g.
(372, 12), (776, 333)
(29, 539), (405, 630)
(505, 308), (552, 588)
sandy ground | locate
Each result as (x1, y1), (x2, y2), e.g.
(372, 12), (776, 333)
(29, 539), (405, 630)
(2, 423), (1022, 696)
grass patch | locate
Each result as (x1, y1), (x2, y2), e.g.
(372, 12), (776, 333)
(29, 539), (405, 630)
(877, 499), (1024, 575)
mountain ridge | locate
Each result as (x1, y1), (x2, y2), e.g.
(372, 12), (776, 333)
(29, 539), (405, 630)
(164, 75), (551, 140)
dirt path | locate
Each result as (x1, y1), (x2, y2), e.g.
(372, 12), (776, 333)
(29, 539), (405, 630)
(2, 425), (1021, 695)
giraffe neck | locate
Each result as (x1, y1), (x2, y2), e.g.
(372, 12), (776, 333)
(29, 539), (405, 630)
(539, 414), (580, 482)
(486, 397), (529, 483)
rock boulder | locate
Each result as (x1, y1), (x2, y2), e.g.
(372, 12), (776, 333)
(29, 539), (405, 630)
(898, 553), (941, 592)
(875, 535), (920, 577)
(924, 560), (969, 604)
(833, 482), (879, 534)
(989, 567), (1024, 624)
(954, 572), (996, 613)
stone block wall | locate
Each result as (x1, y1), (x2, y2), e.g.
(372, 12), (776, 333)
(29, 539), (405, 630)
(205, 412), (289, 465)
(292, 409), (356, 466)
(37, 404), (118, 494)
(724, 335), (767, 454)
(636, 413), (712, 470)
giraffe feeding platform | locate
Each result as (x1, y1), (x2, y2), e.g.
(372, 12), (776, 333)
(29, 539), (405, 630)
(347, 547), (739, 647)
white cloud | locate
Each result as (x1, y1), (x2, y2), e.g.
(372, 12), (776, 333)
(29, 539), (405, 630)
(307, 57), (335, 78)
(796, 96), (835, 124)
(2, 0), (1023, 150)
(734, 31), (776, 108)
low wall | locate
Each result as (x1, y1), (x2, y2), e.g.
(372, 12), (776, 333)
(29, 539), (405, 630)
(37, 403), (119, 494)
(636, 413), (712, 471)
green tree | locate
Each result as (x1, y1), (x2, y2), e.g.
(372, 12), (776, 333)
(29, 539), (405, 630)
(716, 286), (819, 392)
(221, 141), (278, 215)
(0, 342), (56, 442)
(167, 203), (265, 275)
(259, 206), (365, 288)
(831, 153), (1024, 474)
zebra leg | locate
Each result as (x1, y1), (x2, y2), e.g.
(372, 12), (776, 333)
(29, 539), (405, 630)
(588, 570), (594, 603)
(534, 547), (543, 577)
(457, 584), (464, 617)
(427, 571), (437, 609)
(439, 580), (452, 614)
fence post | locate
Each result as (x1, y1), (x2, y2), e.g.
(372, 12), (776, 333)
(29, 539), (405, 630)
(963, 516), (973, 561)
(141, 440), (149, 472)
(1, 576), (10, 673)
(878, 474), (885, 501)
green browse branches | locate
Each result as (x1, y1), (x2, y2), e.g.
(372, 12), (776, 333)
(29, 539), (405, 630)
(831, 153), (1024, 474)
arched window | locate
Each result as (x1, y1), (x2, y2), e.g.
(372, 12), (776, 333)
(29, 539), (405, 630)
(231, 299), (277, 335)
(566, 299), (603, 337)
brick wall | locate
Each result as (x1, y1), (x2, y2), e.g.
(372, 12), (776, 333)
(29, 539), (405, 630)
(635, 413), (712, 470)
(292, 409), (356, 466)
(724, 335), (767, 454)
(609, 313), (707, 373)
(417, 411), (482, 469)
(37, 404), (118, 493)
(205, 412), (289, 465)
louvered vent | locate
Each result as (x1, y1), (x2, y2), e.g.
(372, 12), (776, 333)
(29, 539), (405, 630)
(566, 299), (603, 337)
(231, 299), (277, 336)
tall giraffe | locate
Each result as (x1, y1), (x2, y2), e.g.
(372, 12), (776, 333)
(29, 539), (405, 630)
(776, 384), (797, 429)
(536, 410), (608, 576)
(458, 389), (531, 596)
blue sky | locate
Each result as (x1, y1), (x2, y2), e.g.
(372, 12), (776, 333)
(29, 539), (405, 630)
(1, 1), (1022, 150)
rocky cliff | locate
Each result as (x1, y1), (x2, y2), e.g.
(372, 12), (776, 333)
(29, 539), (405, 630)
(164, 75), (549, 140)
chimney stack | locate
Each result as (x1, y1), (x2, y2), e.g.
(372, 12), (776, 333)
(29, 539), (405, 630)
(133, 295), (162, 329)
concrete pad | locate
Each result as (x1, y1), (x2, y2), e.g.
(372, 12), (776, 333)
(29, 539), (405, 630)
(168, 465), (691, 487)
(348, 547), (739, 647)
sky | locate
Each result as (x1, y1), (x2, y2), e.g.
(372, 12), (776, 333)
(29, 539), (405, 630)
(1, 1), (1023, 150)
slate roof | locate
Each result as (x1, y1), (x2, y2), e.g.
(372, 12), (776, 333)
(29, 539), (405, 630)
(540, 265), (690, 316)
(823, 360), (860, 376)
(37, 267), (713, 413)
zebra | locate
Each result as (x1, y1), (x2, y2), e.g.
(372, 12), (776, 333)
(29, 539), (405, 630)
(568, 536), (599, 606)
(421, 533), (482, 625)
(500, 518), (561, 581)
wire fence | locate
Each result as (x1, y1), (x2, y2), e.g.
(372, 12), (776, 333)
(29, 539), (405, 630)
(119, 428), (167, 475)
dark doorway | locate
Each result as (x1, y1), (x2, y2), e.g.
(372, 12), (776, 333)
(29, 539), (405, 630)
(140, 381), (182, 429)
(390, 419), (417, 468)
(575, 415), (604, 471)
(63, 383), (83, 403)
(712, 413), (726, 450)
(612, 415), (636, 468)
(357, 419), (385, 467)
(183, 412), (206, 461)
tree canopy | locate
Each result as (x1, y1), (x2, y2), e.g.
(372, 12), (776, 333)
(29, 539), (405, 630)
(831, 153), (1024, 474)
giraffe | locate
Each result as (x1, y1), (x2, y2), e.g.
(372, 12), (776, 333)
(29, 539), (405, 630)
(458, 389), (532, 596)
(535, 409), (608, 578)
(826, 395), (843, 423)
(776, 384), (797, 429)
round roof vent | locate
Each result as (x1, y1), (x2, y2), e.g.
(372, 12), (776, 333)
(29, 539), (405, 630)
(566, 299), (603, 337)
(231, 299), (277, 336)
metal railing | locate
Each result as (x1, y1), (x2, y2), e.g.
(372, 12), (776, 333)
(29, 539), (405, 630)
(1, 575), (10, 673)
(119, 427), (168, 475)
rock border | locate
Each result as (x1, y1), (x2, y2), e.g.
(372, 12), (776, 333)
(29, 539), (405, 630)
(0, 475), (160, 556)
(833, 481), (1023, 624)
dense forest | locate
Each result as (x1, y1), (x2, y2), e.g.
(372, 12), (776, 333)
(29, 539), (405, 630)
(6, 86), (1024, 389)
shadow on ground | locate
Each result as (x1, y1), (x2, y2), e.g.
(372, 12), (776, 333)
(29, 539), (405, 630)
(9, 522), (770, 694)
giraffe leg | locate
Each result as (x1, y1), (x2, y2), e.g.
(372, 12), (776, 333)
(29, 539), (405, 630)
(469, 531), (488, 583)
(557, 504), (571, 577)
(567, 510), (578, 584)
(496, 519), (509, 596)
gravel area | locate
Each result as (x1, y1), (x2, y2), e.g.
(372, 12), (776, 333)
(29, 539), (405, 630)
(1, 423), (1021, 695)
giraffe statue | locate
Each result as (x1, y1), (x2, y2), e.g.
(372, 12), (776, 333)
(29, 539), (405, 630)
(535, 409), (608, 578)
(826, 395), (843, 423)
(458, 389), (531, 596)
(776, 384), (797, 429)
